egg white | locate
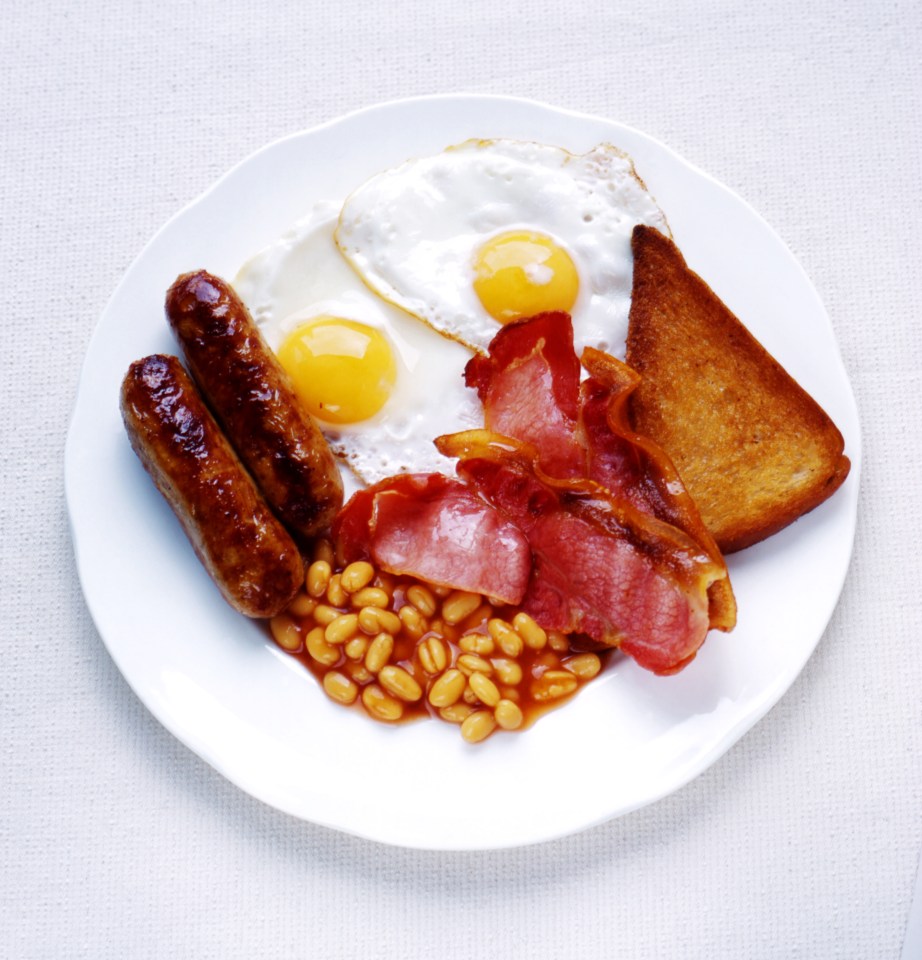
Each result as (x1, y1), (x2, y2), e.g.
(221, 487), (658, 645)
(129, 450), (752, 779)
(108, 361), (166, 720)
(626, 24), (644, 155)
(335, 139), (670, 359)
(234, 203), (482, 490)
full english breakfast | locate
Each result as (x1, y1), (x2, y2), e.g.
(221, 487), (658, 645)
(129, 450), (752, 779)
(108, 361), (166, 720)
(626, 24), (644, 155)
(120, 138), (850, 743)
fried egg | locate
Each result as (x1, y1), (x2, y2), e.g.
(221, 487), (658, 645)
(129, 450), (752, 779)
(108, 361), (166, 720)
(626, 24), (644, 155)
(335, 139), (670, 358)
(234, 203), (482, 489)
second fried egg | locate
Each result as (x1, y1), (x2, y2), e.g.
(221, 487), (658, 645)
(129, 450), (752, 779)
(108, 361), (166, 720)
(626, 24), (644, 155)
(334, 139), (670, 358)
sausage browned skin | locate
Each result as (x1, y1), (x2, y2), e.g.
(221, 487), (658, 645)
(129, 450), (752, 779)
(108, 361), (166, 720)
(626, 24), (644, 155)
(121, 354), (305, 619)
(166, 270), (343, 546)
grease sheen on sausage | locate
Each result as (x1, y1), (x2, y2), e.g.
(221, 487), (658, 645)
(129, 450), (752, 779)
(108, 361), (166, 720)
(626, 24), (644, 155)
(166, 270), (344, 545)
(121, 354), (305, 619)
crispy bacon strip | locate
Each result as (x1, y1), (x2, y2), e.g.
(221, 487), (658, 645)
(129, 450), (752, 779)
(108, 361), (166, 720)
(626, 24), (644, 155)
(464, 312), (734, 632)
(332, 473), (531, 605)
(436, 432), (724, 675)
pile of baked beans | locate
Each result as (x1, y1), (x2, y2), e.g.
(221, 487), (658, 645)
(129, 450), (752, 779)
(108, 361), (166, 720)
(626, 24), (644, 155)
(269, 539), (606, 743)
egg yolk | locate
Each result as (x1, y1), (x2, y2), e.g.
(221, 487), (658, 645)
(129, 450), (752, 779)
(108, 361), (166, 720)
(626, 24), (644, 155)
(277, 317), (397, 424)
(473, 231), (579, 323)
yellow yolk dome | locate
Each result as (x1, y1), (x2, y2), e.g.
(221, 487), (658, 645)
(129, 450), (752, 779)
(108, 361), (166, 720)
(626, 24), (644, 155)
(473, 231), (579, 323)
(277, 317), (397, 424)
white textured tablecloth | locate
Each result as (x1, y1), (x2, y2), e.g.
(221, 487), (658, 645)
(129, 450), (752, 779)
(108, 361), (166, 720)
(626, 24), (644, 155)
(3, 1), (921, 956)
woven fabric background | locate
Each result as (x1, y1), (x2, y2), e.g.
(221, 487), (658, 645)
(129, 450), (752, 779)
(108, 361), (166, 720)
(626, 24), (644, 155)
(2, 1), (920, 957)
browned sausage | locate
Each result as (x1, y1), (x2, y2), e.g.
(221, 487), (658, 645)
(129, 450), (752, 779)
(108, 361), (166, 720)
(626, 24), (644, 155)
(165, 270), (343, 545)
(120, 354), (305, 619)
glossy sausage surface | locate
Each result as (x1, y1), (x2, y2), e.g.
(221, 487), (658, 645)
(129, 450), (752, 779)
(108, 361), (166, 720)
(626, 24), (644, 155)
(121, 354), (305, 619)
(166, 270), (344, 545)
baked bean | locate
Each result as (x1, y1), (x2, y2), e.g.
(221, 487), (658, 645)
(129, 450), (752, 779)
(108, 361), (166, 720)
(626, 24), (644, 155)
(487, 618), (524, 657)
(468, 671), (501, 708)
(269, 613), (301, 652)
(358, 606), (401, 636)
(286, 593), (316, 618)
(323, 671), (358, 705)
(306, 560), (332, 598)
(547, 629), (569, 652)
(312, 603), (341, 626)
(531, 670), (578, 701)
(344, 635), (368, 661)
(457, 653), (493, 676)
(350, 586), (390, 609)
(439, 703), (475, 724)
(428, 669), (466, 708)
(406, 584), (437, 617)
(417, 636), (448, 675)
(492, 658), (523, 686)
(325, 613), (359, 646)
(364, 632), (394, 674)
(459, 632), (495, 656)
(499, 632), (524, 657)
(398, 604), (428, 639)
(379, 665), (422, 703)
(326, 573), (347, 607)
(564, 652), (602, 679)
(441, 590), (481, 625)
(512, 612), (547, 650)
(461, 710), (497, 743)
(306, 626), (340, 666)
(494, 699), (524, 730)
(362, 685), (404, 721)
(340, 561), (375, 594)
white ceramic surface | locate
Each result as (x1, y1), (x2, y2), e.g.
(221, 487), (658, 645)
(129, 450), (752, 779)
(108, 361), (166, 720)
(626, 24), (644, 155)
(65, 95), (860, 850)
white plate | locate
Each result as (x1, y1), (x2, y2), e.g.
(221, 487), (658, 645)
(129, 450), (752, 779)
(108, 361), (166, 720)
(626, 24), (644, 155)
(65, 95), (860, 850)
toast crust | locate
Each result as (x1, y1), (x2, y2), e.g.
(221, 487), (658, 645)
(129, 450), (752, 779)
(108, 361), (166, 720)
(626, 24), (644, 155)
(625, 225), (850, 554)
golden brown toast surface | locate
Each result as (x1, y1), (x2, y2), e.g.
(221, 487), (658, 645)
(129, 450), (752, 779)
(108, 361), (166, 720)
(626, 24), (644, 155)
(625, 225), (850, 554)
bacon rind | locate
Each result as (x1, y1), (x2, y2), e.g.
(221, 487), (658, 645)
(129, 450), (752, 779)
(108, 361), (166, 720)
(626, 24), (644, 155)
(331, 472), (531, 605)
(436, 431), (723, 675)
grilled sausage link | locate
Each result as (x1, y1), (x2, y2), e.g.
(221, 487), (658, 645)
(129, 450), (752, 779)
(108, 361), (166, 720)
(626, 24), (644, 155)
(121, 354), (305, 619)
(166, 270), (343, 545)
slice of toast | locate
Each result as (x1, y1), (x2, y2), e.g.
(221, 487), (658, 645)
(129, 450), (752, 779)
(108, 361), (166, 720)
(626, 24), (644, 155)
(625, 225), (850, 554)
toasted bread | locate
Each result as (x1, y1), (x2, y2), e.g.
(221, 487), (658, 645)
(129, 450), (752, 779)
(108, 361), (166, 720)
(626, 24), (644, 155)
(625, 225), (850, 554)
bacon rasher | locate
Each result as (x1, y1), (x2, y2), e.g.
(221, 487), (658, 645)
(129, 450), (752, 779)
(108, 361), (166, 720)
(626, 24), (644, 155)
(436, 431), (724, 675)
(332, 473), (531, 605)
(463, 313), (735, 633)
(464, 311), (584, 479)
